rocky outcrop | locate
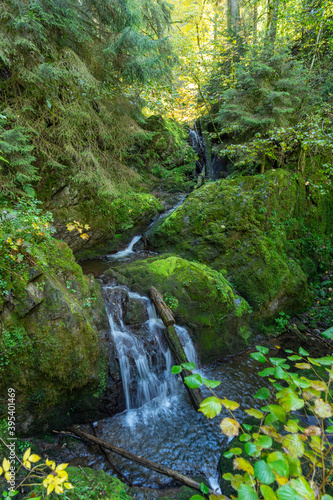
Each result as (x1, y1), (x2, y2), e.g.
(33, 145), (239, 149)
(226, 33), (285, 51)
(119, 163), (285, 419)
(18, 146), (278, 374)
(148, 169), (331, 324)
(0, 240), (121, 434)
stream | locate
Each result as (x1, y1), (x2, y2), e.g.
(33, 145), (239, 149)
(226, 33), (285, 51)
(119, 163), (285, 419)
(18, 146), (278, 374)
(65, 197), (268, 493)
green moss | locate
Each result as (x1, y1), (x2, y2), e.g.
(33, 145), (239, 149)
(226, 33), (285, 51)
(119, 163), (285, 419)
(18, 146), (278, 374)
(116, 255), (252, 362)
(149, 169), (323, 324)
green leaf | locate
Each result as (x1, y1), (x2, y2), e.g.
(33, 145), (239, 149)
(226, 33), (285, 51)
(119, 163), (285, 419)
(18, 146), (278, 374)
(282, 434), (304, 458)
(285, 456), (302, 477)
(268, 459), (289, 477)
(190, 496), (205, 500)
(171, 365), (182, 374)
(267, 404), (286, 423)
(285, 349), (293, 354)
(200, 483), (209, 495)
(221, 398), (240, 410)
(244, 442), (258, 456)
(251, 352), (267, 363)
(269, 357), (287, 366)
(255, 435), (273, 448)
(260, 485), (278, 500)
(231, 447), (242, 455)
(277, 390), (304, 412)
(313, 356), (333, 366)
(289, 477), (315, 500)
(245, 408), (264, 419)
(321, 495), (333, 500)
(184, 373), (203, 389)
(255, 388), (271, 399)
(198, 397), (222, 418)
(254, 460), (275, 484)
(243, 424), (252, 431)
(276, 484), (300, 500)
(223, 450), (233, 458)
(259, 368), (275, 377)
(239, 433), (251, 442)
(321, 326), (333, 339)
(326, 426), (333, 432)
(238, 484), (259, 500)
(288, 355), (302, 361)
(222, 472), (233, 480)
(274, 366), (289, 380)
(202, 378), (221, 388)
(181, 362), (196, 370)
(256, 345), (270, 354)
(298, 347), (309, 356)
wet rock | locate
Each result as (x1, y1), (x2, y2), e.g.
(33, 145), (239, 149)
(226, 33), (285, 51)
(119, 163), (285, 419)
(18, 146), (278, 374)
(123, 297), (148, 325)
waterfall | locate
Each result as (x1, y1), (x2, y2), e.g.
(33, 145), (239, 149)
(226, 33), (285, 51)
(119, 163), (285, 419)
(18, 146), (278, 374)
(104, 285), (178, 409)
(188, 125), (211, 178)
(107, 235), (142, 261)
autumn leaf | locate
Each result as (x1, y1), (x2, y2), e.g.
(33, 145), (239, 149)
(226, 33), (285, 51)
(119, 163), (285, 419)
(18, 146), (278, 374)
(220, 417), (241, 437)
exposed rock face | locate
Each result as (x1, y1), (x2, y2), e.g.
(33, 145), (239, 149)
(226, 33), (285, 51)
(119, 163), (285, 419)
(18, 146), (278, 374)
(115, 255), (252, 363)
(0, 240), (122, 434)
(148, 169), (330, 324)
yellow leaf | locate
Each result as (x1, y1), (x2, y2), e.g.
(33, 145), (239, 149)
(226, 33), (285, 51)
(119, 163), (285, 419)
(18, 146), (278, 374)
(66, 224), (75, 232)
(233, 457), (254, 475)
(80, 233), (89, 240)
(46, 459), (56, 470)
(0, 466), (3, 475)
(54, 485), (64, 494)
(16, 238), (23, 246)
(23, 448), (31, 462)
(64, 482), (74, 489)
(303, 426), (321, 436)
(84, 224), (90, 230)
(47, 484), (55, 495)
(220, 417), (241, 437)
(29, 454), (41, 463)
(221, 398), (240, 410)
(314, 398), (333, 418)
(23, 460), (31, 469)
(310, 380), (327, 391)
(2, 458), (10, 472)
(56, 463), (68, 471)
(5, 471), (12, 482)
(295, 363), (311, 369)
(77, 227), (83, 234)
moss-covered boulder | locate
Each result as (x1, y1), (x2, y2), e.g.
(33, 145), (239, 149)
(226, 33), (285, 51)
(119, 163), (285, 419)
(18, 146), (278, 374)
(45, 191), (163, 260)
(115, 255), (252, 363)
(149, 170), (321, 323)
(0, 240), (118, 434)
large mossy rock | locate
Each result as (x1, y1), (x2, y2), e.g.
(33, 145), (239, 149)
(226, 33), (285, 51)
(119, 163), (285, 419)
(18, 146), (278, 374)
(0, 240), (117, 434)
(44, 191), (163, 260)
(115, 255), (252, 363)
(149, 170), (324, 323)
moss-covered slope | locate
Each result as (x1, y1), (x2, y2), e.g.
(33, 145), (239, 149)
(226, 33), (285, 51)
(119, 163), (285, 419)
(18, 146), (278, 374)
(0, 240), (112, 434)
(114, 255), (252, 362)
(149, 169), (333, 322)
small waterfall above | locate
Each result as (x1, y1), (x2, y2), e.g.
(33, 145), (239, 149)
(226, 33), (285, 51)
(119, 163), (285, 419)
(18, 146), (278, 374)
(107, 235), (142, 261)
(188, 124), (211, 179)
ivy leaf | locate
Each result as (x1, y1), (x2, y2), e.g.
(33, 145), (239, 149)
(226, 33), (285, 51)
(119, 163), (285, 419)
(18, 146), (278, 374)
(184, 374), (203, 389)
(282, 434), (304, 458)
(314, 398), (333, 418)
(233, 457), (254, 475)
(171, 366), (182, 374)
(298, 347), (309, 356)
(255, 388), (271, 399)
(198, 397), (222, 418)
(231, 447), (242, 455)
(288, 355), (302, 361)
(223, 450), (233, 458)
(223, 473), (233, 480)
(276, 484), (301, 500)
(254, 460), (275, 484)
(220, 418), (241, 437)
(321, 326), (333, 339)
(240, 433), (251, 442)
(285, 456), (302, 477)
(309, 380), (327, 391)
(260, 485), (278, 500)
(251, 352), (267, 363)
(277, 390), (304, 412)
(284, 420), (299, 433)
(245, 408), (264, 419)
(274, 366), (289, 380)
(238, 484), (258, 500)
(313, 356), (333, 365)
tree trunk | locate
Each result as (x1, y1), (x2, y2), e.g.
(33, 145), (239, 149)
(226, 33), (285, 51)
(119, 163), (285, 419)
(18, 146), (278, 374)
(266, 0), (279, 42)
(66, 427), (224, 498)
(227, 0), (240, 37)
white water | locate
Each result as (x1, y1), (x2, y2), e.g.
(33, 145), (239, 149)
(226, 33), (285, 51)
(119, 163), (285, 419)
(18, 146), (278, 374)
(107, 235), (142, 261)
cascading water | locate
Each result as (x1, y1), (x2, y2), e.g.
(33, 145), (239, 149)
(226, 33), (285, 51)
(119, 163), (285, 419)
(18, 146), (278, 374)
(107, 235), (142, 261)
(104, 285), (178, 409)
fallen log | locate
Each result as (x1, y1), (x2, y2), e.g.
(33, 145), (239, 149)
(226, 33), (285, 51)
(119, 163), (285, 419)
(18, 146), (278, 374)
(66, 427), (226, 498)
(149, 287), (203, 411)
(149, 286), (175, 326)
